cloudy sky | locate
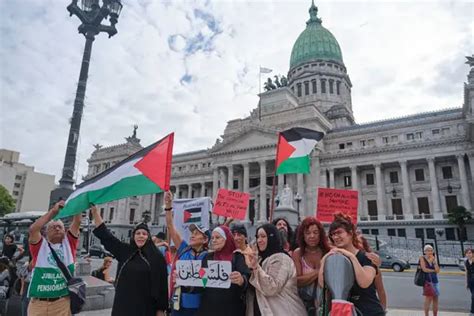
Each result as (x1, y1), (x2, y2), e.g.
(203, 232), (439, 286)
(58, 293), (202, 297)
(0, 0), (472, 183)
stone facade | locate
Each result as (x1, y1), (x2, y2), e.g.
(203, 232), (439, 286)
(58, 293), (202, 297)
(84, 4), (474, 242)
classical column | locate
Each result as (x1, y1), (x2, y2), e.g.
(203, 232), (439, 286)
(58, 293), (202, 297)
(468, 153), (474, 182)
(457, 154), (472, 211)
(212, 168), (219, 198)
(375, 163), (385, 216)
(200, 182), (206, 197)
(427, 157), (441, 214)
(219, 168), (227, 189)
(320, 168), (328, 188)
(329, 168), (335, 188)
(351, 165), (361, 216)
(259, 160), (267, 222)
(227, 165), (234, 190)
(297, 173), (304, 216)
(243, 163), (250, 221)
(400, 160), (412, 215)
(187, 184), (192, 199)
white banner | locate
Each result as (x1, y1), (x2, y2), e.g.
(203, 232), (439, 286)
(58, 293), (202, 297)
(175, 260), (232, 289)
(172, 197), (211, 244)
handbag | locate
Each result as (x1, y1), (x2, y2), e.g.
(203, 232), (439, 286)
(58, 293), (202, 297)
(422, 272), (438, 297)
(48, 243), (86, 314)
(414, 259), (426, 287)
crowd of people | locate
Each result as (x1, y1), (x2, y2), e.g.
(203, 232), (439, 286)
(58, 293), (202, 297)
(1, 192), (471, 316)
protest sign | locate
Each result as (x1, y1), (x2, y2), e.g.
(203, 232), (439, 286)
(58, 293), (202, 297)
(172, 197), (211, 244)
(213, 188), (249, 220)
(175, 260), (232, 289)
(316, 188), (358, 223)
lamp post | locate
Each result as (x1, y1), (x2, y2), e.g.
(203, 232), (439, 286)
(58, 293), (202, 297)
(294, 193), (302, 223)
(50, 0), (123, 203)
(434, 228), (444, 265)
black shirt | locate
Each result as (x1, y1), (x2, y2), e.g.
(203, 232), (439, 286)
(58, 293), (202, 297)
(349, 251), (385, 316)
(466, 260), (474, 282)
(2, 244), (17, 260)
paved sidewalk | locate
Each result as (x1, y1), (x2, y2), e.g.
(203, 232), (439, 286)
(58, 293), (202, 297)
(80, 309), (469, 315)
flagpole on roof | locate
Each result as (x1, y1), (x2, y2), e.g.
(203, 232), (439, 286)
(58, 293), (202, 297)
(258, 66), (272, 121)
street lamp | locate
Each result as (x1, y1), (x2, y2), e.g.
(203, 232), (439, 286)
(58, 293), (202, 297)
(275, 195), (280, 207)
(51, 0), (123, 203)
(391, 187), (397, 197)
(294, 193), (302, 223)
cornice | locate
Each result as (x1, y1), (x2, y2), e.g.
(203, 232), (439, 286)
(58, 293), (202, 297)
(357, 219), (450, 227)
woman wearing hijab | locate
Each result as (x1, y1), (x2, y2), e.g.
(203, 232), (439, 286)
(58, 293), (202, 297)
(244, 223), (306, 316)
(91, 206), (168, 316)
(197, 226), (250, 316)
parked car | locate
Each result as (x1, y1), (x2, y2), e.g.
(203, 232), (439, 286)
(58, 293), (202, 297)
(458, 257), (466, 271)
(377, 251), (410, 272)
(88, 244), (113, 258)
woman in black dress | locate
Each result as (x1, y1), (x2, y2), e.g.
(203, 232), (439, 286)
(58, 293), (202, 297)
(465, 248), (474, 315)
(197, 225), (250, 316)
(91, 205), (168, 316)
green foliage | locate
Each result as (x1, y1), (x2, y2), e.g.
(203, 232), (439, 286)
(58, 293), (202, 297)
(0, 185), (15, 216)
(447, 206), (472, 241)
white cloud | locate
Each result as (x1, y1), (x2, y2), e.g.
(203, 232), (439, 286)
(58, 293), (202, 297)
(0, 0), (472, 184)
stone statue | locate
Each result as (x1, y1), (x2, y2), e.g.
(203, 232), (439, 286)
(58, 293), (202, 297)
(280, 184), (294, 208)
(93, 143), (102, 150)
(274, 75), (282, 88)
(132, 124), (138, 138)
(280, 75), (288, 86)
(466, 55), (474, 68)
(264, 78), (277, 91)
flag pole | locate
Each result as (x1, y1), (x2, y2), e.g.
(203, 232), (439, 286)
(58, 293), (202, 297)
(258, 65), (262, 121)
(269, 132), (282, 222)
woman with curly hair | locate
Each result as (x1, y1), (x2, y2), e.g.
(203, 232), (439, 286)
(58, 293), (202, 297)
(319, 213), (385, 316)
(292, 217), (331, 315)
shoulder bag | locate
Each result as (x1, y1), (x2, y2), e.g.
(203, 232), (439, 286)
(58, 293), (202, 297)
(414, 258), (426, 287)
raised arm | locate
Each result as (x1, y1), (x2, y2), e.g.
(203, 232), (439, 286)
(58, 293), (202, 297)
(164, 191), (182, 247)
(29, 201), (64, 244)
(330, 249), (376, 289)
(68, 213), (82, 238)
(91, 205), (127, 260)
(419, 256), (439, 273)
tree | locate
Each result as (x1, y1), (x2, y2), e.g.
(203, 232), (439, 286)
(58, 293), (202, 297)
(447, 205), (472, 241)
(0, 185), (15, 216)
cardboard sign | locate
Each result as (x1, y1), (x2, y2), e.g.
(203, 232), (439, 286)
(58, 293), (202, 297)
(213, 189), (250, 220)
(175, 260), (232, 289)
(172, 197), (211, 245)
(316, 188), (358, 223)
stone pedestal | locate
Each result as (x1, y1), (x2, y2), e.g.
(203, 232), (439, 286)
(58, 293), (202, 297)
(273, 206), (299, 227)
(76, 259), (115, 311)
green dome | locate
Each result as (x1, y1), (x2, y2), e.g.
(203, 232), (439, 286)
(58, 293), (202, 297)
(290, 3), (343, 69)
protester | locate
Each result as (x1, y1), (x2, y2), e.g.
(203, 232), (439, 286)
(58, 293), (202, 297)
(165, 191), (209, 316)
(91, 205), (168, 316)
(244, 223), (306, 316)
(420, 244), (440, 316)
(17, 259), (32, 316)
(358, 234), (387, 311)
(465, 248), (474, 315)
(231, 223), (252, 253)
(27, 201), (81, 316)
(0, 257), (10, 315)
(319, 213), (385, 316)
(292, 217), (331, 315)
(197, 226), (250, 316)
(272, 217), (296, 253)
(1, 234), (24, 261)
(91, 256), (114, 284)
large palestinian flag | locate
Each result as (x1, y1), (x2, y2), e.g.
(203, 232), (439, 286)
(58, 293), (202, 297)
(58, 133), (174, 218)
(275, 128), (324, 175)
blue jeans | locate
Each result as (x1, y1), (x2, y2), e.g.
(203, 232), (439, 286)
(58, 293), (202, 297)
(171, 308), (198, 316)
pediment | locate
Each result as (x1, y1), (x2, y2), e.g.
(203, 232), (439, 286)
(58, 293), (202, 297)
(210, 127), (278, 154)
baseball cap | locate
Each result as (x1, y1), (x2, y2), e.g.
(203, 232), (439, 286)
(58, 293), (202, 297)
(231, 224), (248, 237)
(189, 224), (211, 240)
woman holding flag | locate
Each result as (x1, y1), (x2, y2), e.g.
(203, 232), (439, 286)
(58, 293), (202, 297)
(90, 206), (168, 316)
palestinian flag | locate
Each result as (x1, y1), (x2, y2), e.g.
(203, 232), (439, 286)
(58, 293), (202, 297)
(275, 128), (324, 175)
(183, 207), (201, 223)
(58, 133), (174, 218)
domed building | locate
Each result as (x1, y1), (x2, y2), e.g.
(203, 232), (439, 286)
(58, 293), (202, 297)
(86, 2), (474, 246)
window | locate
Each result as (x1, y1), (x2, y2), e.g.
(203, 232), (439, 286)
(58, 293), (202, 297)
(442, 166), (452, 179)
(415, 131), (423, 139)
(415, 169), (425, 181)
(329, 80), (334, 94)
(346, 142), (353, 148)
(406, 133), (414, 140)
(344, 176), (352, 187)
(339, 143), (345, 149)
(368, 200), (378, 217)
(249, 178), (260, 188)
(445, 195), (458, 213)
(445, 228), (456, 241)
(362, 229), (370, 235)
(297, 83), (302, 97)
(233, 180), (239, 189)
(100, 208), (105, 218)
(397, 229), (406, 237)
(415, 228), (424, 239)
(13, 191), (19, 196)
(336, 81), (341, 95)
(417, 197), (430, 214)
(15, 175), (22, 180)
(391, 135), (399, 142)
(426, 228), (435, 239)
(360, 140), (366, 147)
(432, 129), (440, 135)
(321, 79), (326, 93)
(366, 173), (375, 185)
(388, 229), (396, 236)
(304, 81), (309, 95)
(441, 127), (450, 135)
(312, 80), (317, 93)
(14, 183), (20, 188)
(390, 171), (399, 183)
(367, 139), (375, 146)
(370, 229), (379, 236)
(129, 208), (135, 224)
(109, 207), (115, 221)
(382, 137), (389, 144)
(178, 166), (182, 171)
(391, 199), (403, 215)
(266, 177), (274, 186)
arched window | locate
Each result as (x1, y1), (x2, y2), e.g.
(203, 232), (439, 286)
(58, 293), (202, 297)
(320, 79), (326, 93)
(312, 80), (317, 93)
(336, 81), (341, 95)
(304, 81), (309, 95)
(297, 83), (302, 97)
(329, 79), (334, 94)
